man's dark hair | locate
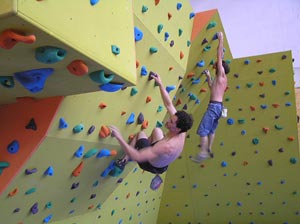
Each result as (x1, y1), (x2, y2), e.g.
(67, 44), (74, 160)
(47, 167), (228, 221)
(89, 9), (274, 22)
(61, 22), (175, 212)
(175, 111), (193, 133)
(222, 60), (230, 74)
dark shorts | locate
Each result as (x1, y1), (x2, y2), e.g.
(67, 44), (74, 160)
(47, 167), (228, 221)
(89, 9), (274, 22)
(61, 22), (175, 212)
(197, 101), (223, 137)
(135, 138), (168, 174)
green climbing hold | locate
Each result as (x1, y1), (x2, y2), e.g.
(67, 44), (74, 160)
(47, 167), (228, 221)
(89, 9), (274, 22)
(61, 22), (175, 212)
(209, 59), (215, 65)
(84, 148), (98, 158)
(275, 124), (283, 130)
(238, 119), (246, 124)
(246, 83), (254, 88)
(141, 5), (148, 13)
(157, 24), (163, 33)
(252, 138), (259, 145)
(269, 68), (276, 73)
(178, 28), (183, 36)
(203, 45), (211, 52)
(206, 21), (217, 29)
(290, 157), (297, 164)
(25, 187), (37, 195)
(149, 47), (158, 54)
(130, 87), (138, 96)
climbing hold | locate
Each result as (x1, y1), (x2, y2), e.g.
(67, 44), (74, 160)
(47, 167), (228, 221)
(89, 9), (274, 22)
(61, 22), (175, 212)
(30, 202), (39, 214)
(192, 78), (200, 84)
(72, 161), (83, 177)
(272, 80), (277, 86)
(180, 51), (184, 59)
(59, 118), (68, 129)
(137, 113), (144, 124)
(267, 160), (273, 166)
(25, 187), (37, 195)
(74, 145), (84, 158)
(168, 12), (172, 20)
(35, 46), (66, 64)
(8, 188), (18, 197)
(206, 21), (217, 29)
(99, 125), (111, 138)
(289, 157), (297, 164)
(269, 68), (276, 73)
(285, 102), (292, 107)
(43, 214), (53, 223)
(146, 96), (152, 103)
(67, 60), (88, 76)
(111, 45), (120, 55)
(25, 168), (37, 175)
(7, 140), (20, 154)
(221, 161), (227, 167)
(0, 76), (14, 88)
(201, 38), (208, 45)
(99, 83), (124, 92)
(140, 66), (148, 76)
(262, 127), (270, 133)
(96, 149), (117, 158)
(275, 124), (283, 130)
(252, 138), (259, 145)
(196, 60), (205, 67)
(26, 118), (37, 130)
(99, 102), (107, 109)
(157, 24), (163, 33)
(244, 59), (250, 65)
(287, 136), (295, 141)
(149, 47), (158, 54)
(227, 118), (234, 125)
(166, 85), (176, 93)
(155, 0), (160, 5)
(141, 5), (148, 13)
(44, 166), (54, 176)
(141, 120), (149, 129)
(246, 83), (254, 88)
(203, 45), (211, 52)
(89, 70), (114, 84)
(14, 68), (54, 93)
(90, 0), (99, 5)
(237, 119), (245, 124)
(260, 104), (267, 109)
(156, 121), (163, 128)
(187, 40), (191, 47)
(164, 32), (169, 41)
(71, 182), (79, 190)
(101, 160), (116, 177)
(13, 208), (20, 213)
(189, 12), (195, 19)
(250, 105), (256, 111)
(0, 29), (36, 49)
(126, 113), (135, 125)
(157, 105), (163, 112)
(133, 27), (143, 42)
(178, 28), (183, 36)
(188, 93), (197, 100)
(73, 124), (84, 133)
(88, 125), (95, 134)
(130, 87), (138, 96)
(176, 2), (182, 10)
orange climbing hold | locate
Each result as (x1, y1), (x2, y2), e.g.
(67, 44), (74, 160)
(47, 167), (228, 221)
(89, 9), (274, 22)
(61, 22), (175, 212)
(146, 96), (152, 103)
(128, 134), (135, 141)
(88, 204), (94, 209)
(99, 125), (111, 138)
(67, 60), (88, 76)
(8, 188), (18, 197)
(250, 105), (256, 111)
(136, 60), (140, 68)
(256, 59), (262, 63)
(272, 103), (280, 108)
(187, 72), (195, 78)
(99, 102), (107, 109)
(200, 88), (207, 93)
(126, 193), (131, 199)
(121, 111), (126, 116)
(259, 82), (264, 86)
(243, 161), (249, 166)
(169, 66), (173, 71)
(0, 29), (36, 49)
(287, 136), (295, 141)
(142, 120), (149, 129)
(168, 12), (172, 20)
(72, 161), (83, 177)
(180, 51), (184, 59)
(155, 0), (160, 5)
(110, 150), (117, 156)
(175, 99), (182, 106)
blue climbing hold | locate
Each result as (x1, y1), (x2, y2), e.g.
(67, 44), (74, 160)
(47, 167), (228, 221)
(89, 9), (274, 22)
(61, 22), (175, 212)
(90, 0), (99, 6)
(227, 118), (234, 125)
(44, 166), (54, 176)
(189, 12), (195, 19)
(7, 140), (19, 154)
(134, 27), (143, 41)
(196, 60), (205, 67)
(74, 145), (84, 158)
(96, 149), (112, 158)
(141, 66), (148, 76)
(99, 83), (124, 92)
(176, 2), (182, 10)
(14, 68), (54, 93)
(166, 85), (176, 93)
(164, 32), (169, 41)
(89, 70), (115, 84)
(221, 161), (227, 167)
(35, 46), (66, 64)
(43, 214), (53, 223)
(192, 78), (200, 84)
(59, 118), (68, 129)
(101, 160), (115, 177)
(0, 76), (14, 88)
(126, 113), (135, 124)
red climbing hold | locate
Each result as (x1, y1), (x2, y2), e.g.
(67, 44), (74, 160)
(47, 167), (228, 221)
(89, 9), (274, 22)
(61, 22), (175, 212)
(200, 88), (207, 93)
(262, 127), (270, 133)
(250, 106), (256, 111)
(180, 51), (184, 59)
(272, 103), (280, 108)
(142, 120), (149, 129)
(175, 99), (182, 106)
(155, 0), (160, 5)
(0, 29), (36, 49)
(187, 72), (195, 78)
(67, 60), (88, 76)
(99, 102), (107, 109)
(146, 96), (152, 103)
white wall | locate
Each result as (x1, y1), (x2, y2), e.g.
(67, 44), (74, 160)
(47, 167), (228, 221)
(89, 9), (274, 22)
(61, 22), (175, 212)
(190, 0), (300, 87)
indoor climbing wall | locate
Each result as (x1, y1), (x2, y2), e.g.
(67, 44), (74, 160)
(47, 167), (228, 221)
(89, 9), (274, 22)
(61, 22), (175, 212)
(0, 1), (195, 224)
(0, 0), (136, 104)
(158, 10), (300, 224)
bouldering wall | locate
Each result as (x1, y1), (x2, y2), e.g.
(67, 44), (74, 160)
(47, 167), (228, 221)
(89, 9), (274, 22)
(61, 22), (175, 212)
(157, 10), (300, 224)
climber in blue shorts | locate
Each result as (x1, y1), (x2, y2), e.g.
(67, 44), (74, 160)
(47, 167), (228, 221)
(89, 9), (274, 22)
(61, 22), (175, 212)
(191, 31), (230, 163)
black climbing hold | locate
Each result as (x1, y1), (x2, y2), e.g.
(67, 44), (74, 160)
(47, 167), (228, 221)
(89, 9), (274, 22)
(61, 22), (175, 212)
(26, 118), (37, 130)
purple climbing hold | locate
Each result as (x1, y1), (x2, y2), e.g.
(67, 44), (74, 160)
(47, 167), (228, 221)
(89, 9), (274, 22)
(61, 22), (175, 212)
(30, 202), (39, 214)
(25, 168), (38, 175)
(150, 174), (163, 190)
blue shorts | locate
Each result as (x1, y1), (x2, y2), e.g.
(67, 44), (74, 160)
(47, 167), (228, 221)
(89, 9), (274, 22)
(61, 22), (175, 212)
(197, 101), (223, 137)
